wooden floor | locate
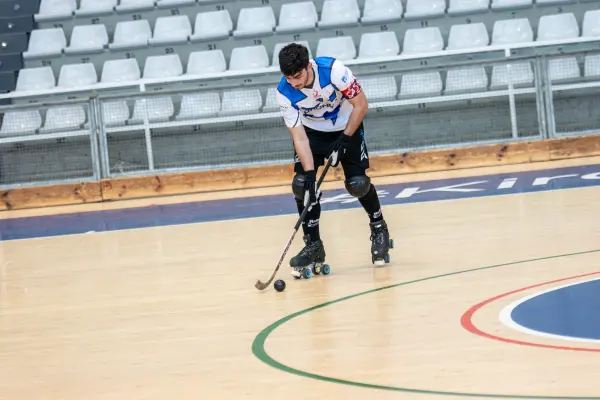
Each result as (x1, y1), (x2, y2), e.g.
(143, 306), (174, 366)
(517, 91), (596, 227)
(1, 157), (600, 400)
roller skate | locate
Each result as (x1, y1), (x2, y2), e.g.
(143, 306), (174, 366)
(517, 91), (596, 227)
(290, 235), (331, 279)
(370, 220), (394, 266)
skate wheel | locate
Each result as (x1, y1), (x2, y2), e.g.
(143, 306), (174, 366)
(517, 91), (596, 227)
(322, 264), (331, 275)
(303, 268), (312, 279)
(312, 265), (321, 275)
(389, 239), (394, 249)
(384, 254), (391, 263)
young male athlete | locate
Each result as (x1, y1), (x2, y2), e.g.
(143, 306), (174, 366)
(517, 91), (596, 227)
(275, 43), (393, 276)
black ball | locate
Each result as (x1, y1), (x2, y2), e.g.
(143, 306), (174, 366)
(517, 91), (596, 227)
(274, 279), (286, 292)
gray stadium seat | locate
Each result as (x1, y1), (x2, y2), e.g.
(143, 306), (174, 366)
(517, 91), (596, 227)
(276, 2), (318, 33)
(361, 0), (403, 24)
(318, 0), (360, 29)
(404, 0), (446, 19)
(230, 45), (269, 71)
(0, 0), (42, 17)
(0, 53), (23, 72)
(316, 36), (357, 60)
(358, 31), (400, 58)
(360, 75), (398, 101)
(22, 27), (67, 59)
(0, 70), (16, 92)
(0, 33), (29, 55)
(0, 108), (41, 136)
(190, 10), (233, 41)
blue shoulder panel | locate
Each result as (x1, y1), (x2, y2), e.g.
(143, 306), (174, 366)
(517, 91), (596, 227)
(314, 57), (335, 88)
(276, 77), (306, 110)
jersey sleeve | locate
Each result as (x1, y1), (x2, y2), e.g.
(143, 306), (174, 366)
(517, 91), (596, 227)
(275, 90), (302, 128)
(330, 59), (363, 100)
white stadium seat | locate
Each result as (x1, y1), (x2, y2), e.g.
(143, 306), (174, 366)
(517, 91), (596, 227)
(583, 10), (600, 37)
(360, 76), (398, 101)
(116, 0), (155, 12)
(230, 45), (270, 71)
(359, 32), (400, 58)
(142, 54), (183, 79)
(538, 13), (580, 81)
(64, 24), (109, 54)
(404, 0), (446, 19)
(149, 15), (192, 45)
(110, 20), (152, 50)
(403, 27), (444, 54)
(491, 0), (532, 9)
(191, 10), (233, 41)
(447, 23), (489, 50)
(445, 67), (489, 92)
(263, 87), (279, 112)
(316, 36), (356, 60)
(176, 92), (222, 120)
(491, 19), (534, 87)
(361, 0), (403, 24)
(318, 0), (360, 28)
(448, 0), (489, 14)
(400, 72), (443, 96)
(101, 59), (141, 83)
(15, 67), (56, 91)
(219, 90), (263, 116)
(42, 106), (87, 132)
(186, 50), (227, 75)
(58, 63), (98, 88)
(0, 110), (42, 136)
(234, 7), (276, 37)
(277, 2), (318, 33)
(23, 28), (67, 59)
(446, 23), (489, 93)
(35, 0), (76, 21)
(76, 0), (117, 16)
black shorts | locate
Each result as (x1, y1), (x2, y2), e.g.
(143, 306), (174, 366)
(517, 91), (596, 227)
(293, 122), (370, 178)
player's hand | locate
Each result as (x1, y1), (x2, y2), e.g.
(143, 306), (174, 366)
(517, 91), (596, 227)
(328, 133), (352, 167)
(303, 170), (320, 211)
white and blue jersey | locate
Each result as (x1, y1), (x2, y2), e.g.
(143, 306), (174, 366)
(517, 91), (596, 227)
(276, 57), (363, 133)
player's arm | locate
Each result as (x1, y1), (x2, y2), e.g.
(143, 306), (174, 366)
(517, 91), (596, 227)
(343, 90), (368, 137)
(332, 60), (369, 137)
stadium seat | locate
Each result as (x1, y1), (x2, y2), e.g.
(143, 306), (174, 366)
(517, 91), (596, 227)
(262, 87), (278, 112)
(490, 19), (534, 87)
(234, 7), (276, 37)
(219, 89), (262, 116)
(57, 63), (98, 88)
(318, 0), (360, 28)
(101, 100), (130, 127)
(538, 13), (580, 81)
(536, 0), (574, 4)
(277, 2), (318, 33)
(22, 28), (67, 59)
(130, 55), (182, 124)
(447, 23), (489, 49)
(157, 0), (195, 6)
(35, 0), (76, 21)
(448, 0), (489, 14)
(75, 0), (117, 16)
(361, 0), (403, 24)
(149, 15), (192, 45)
(109, 20), (152, 50)
(101, 58), (141, 83)
(584, 54), (600, 77)
(230, 45), (269, 71)
(445, 67), (489, 92)
(176, 92), (222, 120)
(64, 24), (109, 55)
(402, 27), (444, 54)
(42, 105), (87, 132)
(316, 36), (356, 60)
(404, 0), (446, 19)
(358, 32), (400, 58)
(491, 0), (532, 9)
(116, 0), (155, 13)
(583, 10), (600, 37)
(0, 109), (42, 136)
(400, 72), (443, 96)
(15, 66), (56, 91)
(186, 50), (227, 74)
(360, 75), (398, 101)
(191, 10), (233, 41)
(272, 41), (312, 66)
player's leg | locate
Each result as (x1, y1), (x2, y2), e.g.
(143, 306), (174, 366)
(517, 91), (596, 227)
(341, 124), (393, 265)
(289, 139), (327, 273)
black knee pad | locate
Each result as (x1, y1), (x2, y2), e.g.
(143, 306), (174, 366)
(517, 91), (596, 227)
(345, 175), (371, 198)
(292, 174), (307, 200)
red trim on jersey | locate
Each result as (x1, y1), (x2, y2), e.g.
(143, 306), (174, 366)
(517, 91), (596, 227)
(342, 79), (362, 99)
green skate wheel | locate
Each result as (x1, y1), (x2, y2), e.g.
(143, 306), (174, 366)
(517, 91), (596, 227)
(322, 264), (331, 275)
(303, 268), (312, 279)
(389, 239), (394, 249)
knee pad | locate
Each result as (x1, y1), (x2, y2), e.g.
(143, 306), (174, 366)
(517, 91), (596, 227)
(292, 174), (307, 200)
(345, 175), (371, 198)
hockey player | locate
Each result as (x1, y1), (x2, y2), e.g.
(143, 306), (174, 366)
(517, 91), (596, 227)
(275, 43), (393, 277)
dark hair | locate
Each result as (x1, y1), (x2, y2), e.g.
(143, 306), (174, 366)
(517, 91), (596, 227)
(278, 43), (310, 76)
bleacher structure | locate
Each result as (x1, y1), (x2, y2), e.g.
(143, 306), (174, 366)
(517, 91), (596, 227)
(2, 0), (600, 205)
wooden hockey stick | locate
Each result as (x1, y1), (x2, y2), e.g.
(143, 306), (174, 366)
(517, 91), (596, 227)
(255, 158), (333, 291)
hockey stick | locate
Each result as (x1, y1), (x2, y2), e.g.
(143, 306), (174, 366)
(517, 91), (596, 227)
(255, 158), (333, 291)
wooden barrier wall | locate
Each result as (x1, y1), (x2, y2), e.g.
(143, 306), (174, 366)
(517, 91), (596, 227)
(2, 135), (600, 211)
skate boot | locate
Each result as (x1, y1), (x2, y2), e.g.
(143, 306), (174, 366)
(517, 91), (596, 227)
(289, 235), (331, 279)
(370, 220), (394, 266)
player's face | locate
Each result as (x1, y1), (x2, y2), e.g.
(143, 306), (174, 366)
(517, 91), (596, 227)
(286, 67), (310, 90)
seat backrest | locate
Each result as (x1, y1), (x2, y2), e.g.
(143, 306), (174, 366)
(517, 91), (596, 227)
(143, 54), (183, 79)
(447, 23), (489, 49)
(449, 0), (489, 13)
(68, 24), (109, 50)
(359, 32), (400, 58)
(15, 66), (55, 91)
(58, 63), (98, 88)
(492, 18), (533, 44)
(236, 7), (276, 33)
(152, 15), (192, 42)
(118, 0), (154, 8)
(583, 10), (600, 37)
(230, 45), (269, 71)
(403, 27), (444, 54)
(193, 10), (232, 38)
(38, 0), (76, 17)
(112, 20), (152, 47)
(272, 41), (312, 66)
(319, 0), (360, 25)
(405, 0), (446, 17)
(316, 36), (356, 60)
(362, 0), (403, 21)
(101, 59), (141, 83)
(187, 50), (227, 74)
(26, 28), (66, 55)
(78, 0), (117, 13)
(538, 13), (579, 41)
(492, 0), (532, 7)
(278, 2), (318, 30)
